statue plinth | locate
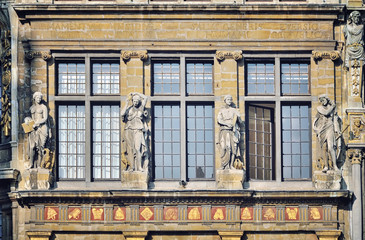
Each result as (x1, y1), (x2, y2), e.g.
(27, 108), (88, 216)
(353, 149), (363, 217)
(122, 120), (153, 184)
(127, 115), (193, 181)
(121, 171), (149, 190)
(23, 168), (53, 190)
(216, 169), (245, 190)
(313, 170), (341, 190)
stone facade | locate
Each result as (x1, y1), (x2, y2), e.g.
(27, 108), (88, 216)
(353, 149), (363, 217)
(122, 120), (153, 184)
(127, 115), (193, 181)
(0, 0), (363, 239)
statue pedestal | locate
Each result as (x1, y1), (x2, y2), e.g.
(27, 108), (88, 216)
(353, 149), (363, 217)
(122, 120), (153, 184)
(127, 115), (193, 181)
(121, 171), (149, 190)
(216, 169), (245, 190)
(313, 170), (341, 190)
(23, 168), (53, 190)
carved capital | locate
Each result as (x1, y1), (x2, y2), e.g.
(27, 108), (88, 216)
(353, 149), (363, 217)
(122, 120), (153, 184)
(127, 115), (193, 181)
(216, 51), (243, 61)
(312, 51), (340, 62)
(315, 230), (341, 240)
(25, 51), (52, 61)
(348, 148), (364, 165)
(27, 231), (53, 240)
(121, 50), (148, 62)
(123, 231), (149, 240)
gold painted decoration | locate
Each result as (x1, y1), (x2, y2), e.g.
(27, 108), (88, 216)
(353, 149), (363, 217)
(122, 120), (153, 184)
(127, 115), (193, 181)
(211, 207), (226, 220)
(285, 207), (299, 220)
(68, 208), (82, 220)
(309, 207), (323, 220)
(114, 207), (126, 221)
(139, 207), (154, 221)
(91, 207), (104, 221)
(163, 207), (178, 221)
(187, 207), (202, 220)
(44, 207), (59, 221)
(262, 207), (276, 221)
(241, 207), (253, 220)
(0, 29), (11, 136)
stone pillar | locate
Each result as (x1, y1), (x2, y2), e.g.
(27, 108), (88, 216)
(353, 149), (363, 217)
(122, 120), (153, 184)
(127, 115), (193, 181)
(315, 230), (341, 240)
(27, 231), (52, 240)
(121, 50), (148, 95)
(348, 148), (364, 240)
(218, 231), (244, 240)
(123, 231), (149, 240)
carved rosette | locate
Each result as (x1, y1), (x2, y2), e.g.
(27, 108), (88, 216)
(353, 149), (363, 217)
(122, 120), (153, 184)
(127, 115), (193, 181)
(216, 51), (243, 61)
(0, 28), (11, 136)
(312, 51), (340, 62)
(348, 148), (364, 165)
(25, 51), (52, 61)
(121, 50), (148, 62)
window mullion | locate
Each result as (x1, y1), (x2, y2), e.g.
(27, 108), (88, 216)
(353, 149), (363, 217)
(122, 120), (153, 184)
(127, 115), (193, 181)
(180, 56), (187, 182)
(275, 57), (281, 182)
(85, 56), (92, 183)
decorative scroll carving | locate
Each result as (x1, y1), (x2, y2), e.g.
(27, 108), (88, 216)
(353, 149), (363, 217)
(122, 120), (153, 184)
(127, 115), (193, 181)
(216, 51), (243, 61)
(312, 51), (340, 62)
(121, 50), (148, 62)
(0, 26), (11, 137)
(313, 95), (343, 172)
(350, 59), (362, 96)
(348, 148), (364, 165)
(217, 95), (244, 170)
(343, 11), (364, 69)
(121, 92), (150, 172)
(25, 51), (52, 61)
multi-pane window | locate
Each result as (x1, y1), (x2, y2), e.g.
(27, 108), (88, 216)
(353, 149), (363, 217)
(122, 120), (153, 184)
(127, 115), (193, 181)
(245, 56), (311, 181)
(152, 54), (214, 181)
(56, 55), (121, 181)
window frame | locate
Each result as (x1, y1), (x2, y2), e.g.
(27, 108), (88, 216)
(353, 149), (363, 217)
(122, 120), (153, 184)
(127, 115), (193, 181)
(150, 53), (215, 183)
(54, 53), (121, 183)
(244, 53), (312, 182)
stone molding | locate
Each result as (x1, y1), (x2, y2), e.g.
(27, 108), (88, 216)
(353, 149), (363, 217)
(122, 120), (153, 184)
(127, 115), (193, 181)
(216, 51), (243, 61)
(312, 51), (340, 62)
(315, 230), (341, 240)
(348, 148), (364, 165)
(27, 231), (53, 240)
(25, 50), (52, 61)
(121, 50), (148, 61)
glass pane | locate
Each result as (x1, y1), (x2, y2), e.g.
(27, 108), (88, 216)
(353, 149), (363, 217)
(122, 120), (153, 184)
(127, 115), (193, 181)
(153, 62), (180, 95)
(58, 63), (86, 95)
(281, 62), (309, 95)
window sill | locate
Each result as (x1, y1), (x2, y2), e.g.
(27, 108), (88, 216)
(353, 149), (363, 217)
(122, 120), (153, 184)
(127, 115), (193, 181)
(244, 180), (313, 191)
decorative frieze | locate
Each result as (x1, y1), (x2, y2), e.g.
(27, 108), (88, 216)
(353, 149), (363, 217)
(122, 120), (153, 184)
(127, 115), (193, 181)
(25, 50), (52, 61)
(216, 51), (243, 61)
(121, 50), (148, 61)
(312, 51), (340, 62)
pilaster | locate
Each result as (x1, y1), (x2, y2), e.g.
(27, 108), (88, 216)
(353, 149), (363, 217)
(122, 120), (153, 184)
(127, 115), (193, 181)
(121, 50), (148, 95)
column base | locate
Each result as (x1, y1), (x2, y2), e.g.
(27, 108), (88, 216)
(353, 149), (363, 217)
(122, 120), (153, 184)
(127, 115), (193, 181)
(121, 171), (149, 190)
(313, 170), (341, 190)
(216, 169), (245, 190)
(23, 168), (53, 190)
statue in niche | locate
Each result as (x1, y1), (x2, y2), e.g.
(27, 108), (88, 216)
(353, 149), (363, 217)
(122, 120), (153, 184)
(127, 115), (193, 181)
(313, 95), (342, 172)
(22, 92), (51, 169)
(217, 95), (244, 170)
(343, 11), (365, 68)
(121, 92), (150, 172)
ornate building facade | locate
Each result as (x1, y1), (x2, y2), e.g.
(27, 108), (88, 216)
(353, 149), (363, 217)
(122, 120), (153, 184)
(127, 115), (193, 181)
(0, 0), (364, 239)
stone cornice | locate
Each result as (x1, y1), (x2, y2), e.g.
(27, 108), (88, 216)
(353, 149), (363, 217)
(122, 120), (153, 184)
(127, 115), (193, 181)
(216, 51), (242, 61)
(25, 50), (52, 61)
(121, 50), (148, 62)
(312, 50), (340, 62)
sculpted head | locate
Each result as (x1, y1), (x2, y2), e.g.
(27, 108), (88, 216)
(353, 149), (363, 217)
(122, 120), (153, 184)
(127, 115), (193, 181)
(224, 95), (233, 106)
(349, 11), (361, 24)
(319, 94), (329, 106)
(33, 92), (43, 104)
(132, 94), (142, 107)
(354, 118), (362, 127)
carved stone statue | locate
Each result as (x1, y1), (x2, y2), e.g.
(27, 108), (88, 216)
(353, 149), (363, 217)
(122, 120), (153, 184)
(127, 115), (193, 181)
(217, 95), (243, 170)
(313, 95), (342, 172)
(23, 92), (49, 169)
(121, 92), (150, 172)
(343, 11), (365, 68)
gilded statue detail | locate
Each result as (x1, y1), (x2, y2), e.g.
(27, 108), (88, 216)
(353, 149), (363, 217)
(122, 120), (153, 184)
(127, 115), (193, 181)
(313, 95), (342, 172)
(121, 92), (150, 172)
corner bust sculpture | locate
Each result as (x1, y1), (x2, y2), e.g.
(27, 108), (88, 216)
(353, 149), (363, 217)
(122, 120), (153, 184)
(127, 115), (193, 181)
(23, 92), (49, 168)
(217, 95), (243, 170)
(121, 92), (150, 172)
(313, 95), (342, 172)
(343, 11), (365, 68)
